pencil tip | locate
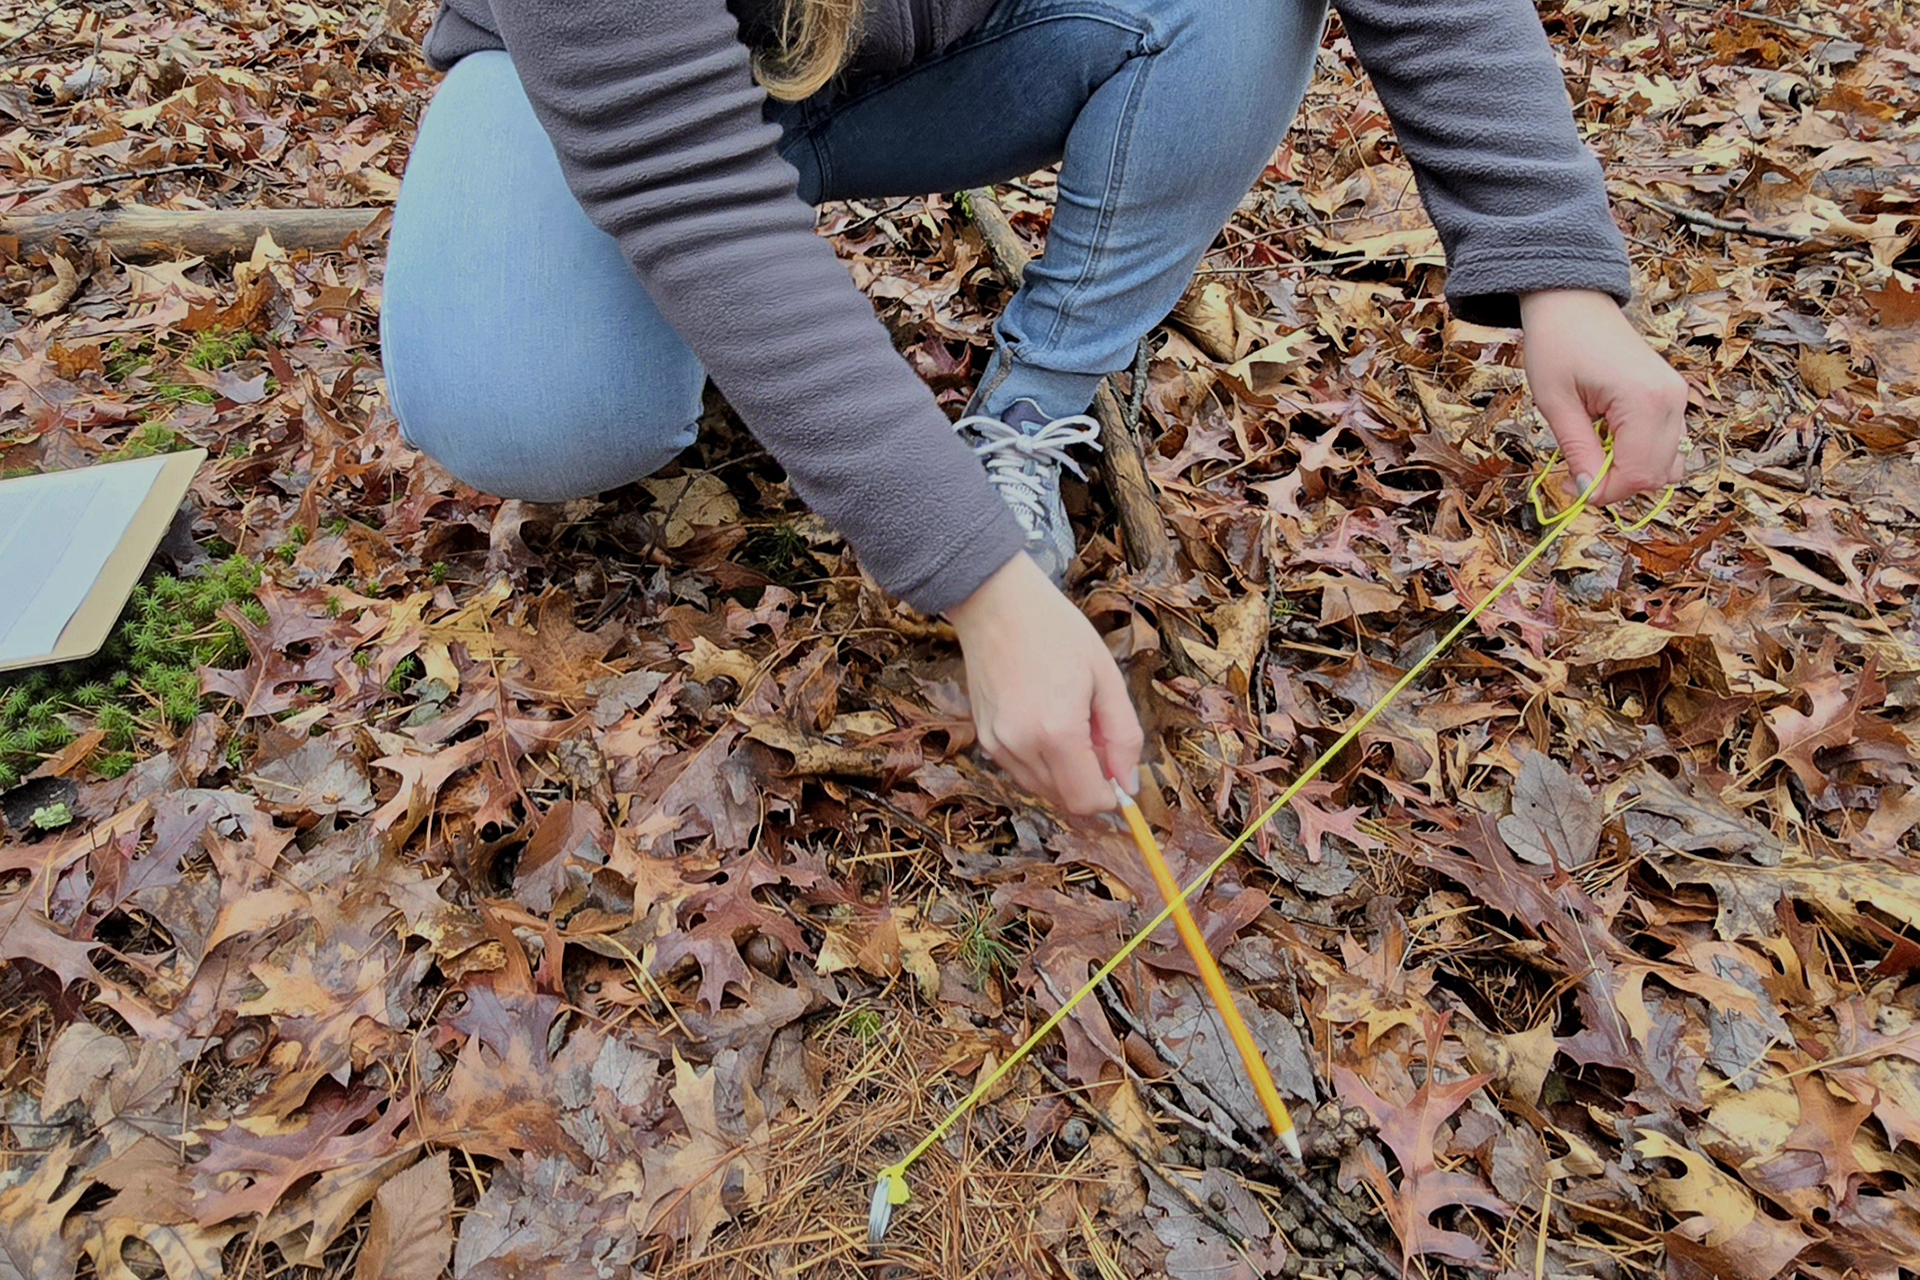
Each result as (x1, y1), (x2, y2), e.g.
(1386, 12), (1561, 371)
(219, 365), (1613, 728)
(1279, 1128), (1303, 1162)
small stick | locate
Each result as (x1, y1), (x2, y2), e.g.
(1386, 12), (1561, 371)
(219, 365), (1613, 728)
(0, 205), (385, 258)
(0, 162), (213, 200)
(1030, 1059), (1255, 1253)
(1096, 982), (1401, 1280)
(0, 0), (75, 56)
(1139, 1078), (1404, 1280)
(1115, 781), (1302, 1160)
(1662, 0), (1847, 39)
(955, 185), (1206, 679)
(1621, 193), (1811, 244)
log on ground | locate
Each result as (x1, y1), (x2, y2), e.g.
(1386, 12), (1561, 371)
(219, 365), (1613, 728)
(0, 206), (386, 259)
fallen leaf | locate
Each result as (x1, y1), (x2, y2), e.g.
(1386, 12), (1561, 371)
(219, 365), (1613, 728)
(1635, 1129), (1811, 1280)
(1498, 748), (1603, 867)
(0, 1143), (85, 1280)
(641, 471), (742, 548)
(1333, 1057), (1504, 1264)
(353, 1151), (453, 1280)
(636, 1052), (769, 1257)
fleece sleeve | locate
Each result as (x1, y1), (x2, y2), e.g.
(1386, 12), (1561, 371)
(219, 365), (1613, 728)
(482, 0), (1026, 614)
(1332, 0), (1634, 325)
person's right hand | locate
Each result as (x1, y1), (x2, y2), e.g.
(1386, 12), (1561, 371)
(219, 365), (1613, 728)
(948, 553), (1144, 815)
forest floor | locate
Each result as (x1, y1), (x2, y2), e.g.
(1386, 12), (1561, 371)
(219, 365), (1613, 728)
(1, 1), (1918, 1278)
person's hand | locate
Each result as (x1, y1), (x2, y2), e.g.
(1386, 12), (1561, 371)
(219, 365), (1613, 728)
(948, 553), (1144, 815)
(1520, 288), (1690, 507)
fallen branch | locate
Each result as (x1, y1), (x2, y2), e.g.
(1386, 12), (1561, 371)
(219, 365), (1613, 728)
(956, 187), (1183, 580)
(1814, 164), (1920, 204)
(1622, 192), (1812, 244)
(0, 0), (76, 56)
(0, 205), (386, 258)
(956, 186), (1206, 679)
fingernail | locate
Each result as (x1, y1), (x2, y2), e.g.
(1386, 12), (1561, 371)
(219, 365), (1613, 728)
(1126, 766), (1142, 796)
(1574, 472), (1595, 493)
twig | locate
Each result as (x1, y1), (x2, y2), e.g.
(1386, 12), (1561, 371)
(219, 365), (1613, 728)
(1125, 336), (1150, 431)
(0, 205), (386, 257)
(1621, 193), (1811, 244)
(0, 0), (76, 55)
(1096, 981), (1403, 1280)
(1663, 0), (1847, 39)
(1028, 966), (1397, 1278)
(954, 185), (1181, 579)
(1137, 1079), (1403, 1280)
(0, 162), (213, 200)
(1029, 1059), (1255, 1254)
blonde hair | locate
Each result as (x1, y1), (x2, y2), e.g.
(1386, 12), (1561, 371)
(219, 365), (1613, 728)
(754, 0), (861, 101)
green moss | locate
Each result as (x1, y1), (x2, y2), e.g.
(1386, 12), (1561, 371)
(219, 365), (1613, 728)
(104, 422), (185, 462)
(95, 704), (136, 750)
(93, 751), (134, 779)
(831, 1006), (886, 1044)
(0, 555), (263, 788)
(742, 521), (810, 585)
(150, 381), (216, 407)
(101, 338), (147, 384)
(386, 654), (422, 694)
(274, 523), (308, 564)
(184, 328), (257, 371)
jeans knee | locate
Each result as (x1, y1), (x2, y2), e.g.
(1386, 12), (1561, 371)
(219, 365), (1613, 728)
(1155, 0), (1325, 88)
(383, 334), (701, 502)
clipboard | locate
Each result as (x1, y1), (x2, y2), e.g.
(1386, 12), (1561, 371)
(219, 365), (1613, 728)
(0, 448), (207, 674)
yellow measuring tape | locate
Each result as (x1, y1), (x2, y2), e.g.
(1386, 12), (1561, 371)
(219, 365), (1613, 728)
(869, 445), (1664, 1243)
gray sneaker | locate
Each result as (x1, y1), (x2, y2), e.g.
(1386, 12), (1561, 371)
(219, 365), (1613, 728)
(955, 399), (1102, 583)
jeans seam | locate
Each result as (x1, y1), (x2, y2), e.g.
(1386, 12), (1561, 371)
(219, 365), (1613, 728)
(378, 317), (418, 448)
(1035, 43), (1155, 353)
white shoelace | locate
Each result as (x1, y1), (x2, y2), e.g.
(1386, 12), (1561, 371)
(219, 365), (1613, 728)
(954, 413), (1103, 533)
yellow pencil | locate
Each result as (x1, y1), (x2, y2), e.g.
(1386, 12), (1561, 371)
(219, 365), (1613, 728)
(1113, 780), (1302, 1160)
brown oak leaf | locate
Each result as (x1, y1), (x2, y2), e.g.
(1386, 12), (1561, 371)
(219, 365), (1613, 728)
(1333, 1057), (1504, 1264)
(0, 1141), (85, 1280)
(636, 1052), (769, 1258)
(1783, 1073), (1877, 1203)
(652, 852), (807, 1013)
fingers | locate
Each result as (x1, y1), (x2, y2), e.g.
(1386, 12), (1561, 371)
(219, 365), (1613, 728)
(980, 674), (1131, 815)
(978, 717), (1058, 814)
(1532, 382), (1608, 502)
(1594, 370), (1689, 506)
(1090, 653), (1145, 796)
(950, 557), (1141, 817)
(1045, 714), (1116, 815)
(1534, 366), (1689, 508)
(993, 716), (1108, 815)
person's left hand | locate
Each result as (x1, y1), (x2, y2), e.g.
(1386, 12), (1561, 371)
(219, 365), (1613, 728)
(1520, 288), (1690, 507)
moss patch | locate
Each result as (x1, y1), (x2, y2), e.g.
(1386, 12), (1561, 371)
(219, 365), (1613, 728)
(0, 556), (264, 789)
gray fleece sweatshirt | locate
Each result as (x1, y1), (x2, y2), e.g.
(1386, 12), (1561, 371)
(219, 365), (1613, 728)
(420, 0), (1632, 615)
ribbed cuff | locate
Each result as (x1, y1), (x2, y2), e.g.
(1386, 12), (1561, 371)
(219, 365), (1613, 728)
(1443, 247), (1633, 328)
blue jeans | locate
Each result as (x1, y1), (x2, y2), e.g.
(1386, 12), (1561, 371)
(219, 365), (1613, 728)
(381, 0), (1327, 502)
